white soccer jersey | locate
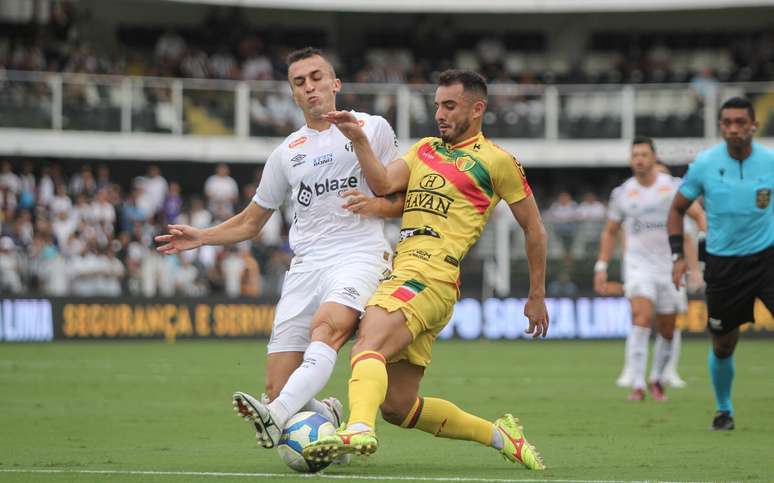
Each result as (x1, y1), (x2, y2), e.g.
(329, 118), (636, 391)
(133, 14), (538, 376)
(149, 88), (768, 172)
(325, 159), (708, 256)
(253, 111), (398, 273)
(608, 172), (680, 277)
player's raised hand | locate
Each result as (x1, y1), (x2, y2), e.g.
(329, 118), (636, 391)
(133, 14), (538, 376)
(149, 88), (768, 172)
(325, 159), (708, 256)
(341, 189), (379, 217)
(155, 224), (204, 255)
(323, 111), (366, 142)
(523, 295), (549, 338)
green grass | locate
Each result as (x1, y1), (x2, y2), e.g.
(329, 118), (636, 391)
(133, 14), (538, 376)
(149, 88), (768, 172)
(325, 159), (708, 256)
(1, 338), (772, 482)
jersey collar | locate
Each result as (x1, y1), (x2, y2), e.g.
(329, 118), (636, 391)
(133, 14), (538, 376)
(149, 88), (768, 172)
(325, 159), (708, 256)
(448, 132), (484, 150)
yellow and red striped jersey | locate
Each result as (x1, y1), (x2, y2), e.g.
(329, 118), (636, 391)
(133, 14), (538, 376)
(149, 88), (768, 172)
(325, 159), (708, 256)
(396, 132), (532, 284)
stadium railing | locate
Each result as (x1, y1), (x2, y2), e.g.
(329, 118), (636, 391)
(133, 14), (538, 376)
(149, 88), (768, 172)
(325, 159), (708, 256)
(2, 70), (774, 144)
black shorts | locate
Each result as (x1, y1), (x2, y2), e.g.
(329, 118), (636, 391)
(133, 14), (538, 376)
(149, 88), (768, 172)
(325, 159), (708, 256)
(704, 244), (774, 335)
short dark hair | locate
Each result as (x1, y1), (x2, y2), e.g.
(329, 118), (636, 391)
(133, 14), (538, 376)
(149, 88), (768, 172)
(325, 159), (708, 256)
(285, 47), (335, 76)
(719, 97), (755, 121)
(632, 135), (656, 153)
(438, 69), (488, 99)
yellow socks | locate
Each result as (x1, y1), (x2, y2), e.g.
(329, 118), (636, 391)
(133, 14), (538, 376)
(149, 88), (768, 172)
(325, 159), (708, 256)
(348, 351), (388, 429)
(401, 396), (494, 446)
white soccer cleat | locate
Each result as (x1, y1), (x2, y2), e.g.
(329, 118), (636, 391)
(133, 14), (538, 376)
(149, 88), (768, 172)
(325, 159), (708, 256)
(616, 369), (634, 388)
(321, 396), (352, 466)
(233, 391), (282, 449)
(662, 372), (687, 388)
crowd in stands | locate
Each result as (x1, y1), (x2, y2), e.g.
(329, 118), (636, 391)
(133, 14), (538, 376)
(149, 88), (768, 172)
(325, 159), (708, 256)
(3, 3), (773, 85)
(3, 3), (774, 138)
(0, 158), (620, 298)
(0, 159), (292, 298)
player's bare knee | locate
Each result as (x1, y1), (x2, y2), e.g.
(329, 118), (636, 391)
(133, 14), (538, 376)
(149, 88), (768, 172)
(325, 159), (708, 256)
(310, 319), (349, 351)
(712, 341), (735, 359)
(310, 319), (336, 343)
(712, 331), (738, 358)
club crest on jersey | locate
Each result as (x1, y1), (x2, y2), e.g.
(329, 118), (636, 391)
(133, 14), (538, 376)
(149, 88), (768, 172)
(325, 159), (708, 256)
(756, 188), (771, 209)
(454, 155), (476, 172)
(419, 174), (446, 190)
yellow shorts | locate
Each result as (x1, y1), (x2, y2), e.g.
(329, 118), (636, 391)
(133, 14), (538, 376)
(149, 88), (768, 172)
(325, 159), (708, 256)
(366, 269), (458, 367)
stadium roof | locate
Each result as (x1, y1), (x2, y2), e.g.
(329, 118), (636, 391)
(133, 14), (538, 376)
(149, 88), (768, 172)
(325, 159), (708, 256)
(167, 0), (774, 13)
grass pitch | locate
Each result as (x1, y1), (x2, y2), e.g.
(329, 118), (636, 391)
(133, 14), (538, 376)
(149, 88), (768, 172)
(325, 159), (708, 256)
(1, 338), (772, 482)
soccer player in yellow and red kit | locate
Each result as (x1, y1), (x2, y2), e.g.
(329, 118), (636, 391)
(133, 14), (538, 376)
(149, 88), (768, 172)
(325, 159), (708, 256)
(303, 70), (549, 470)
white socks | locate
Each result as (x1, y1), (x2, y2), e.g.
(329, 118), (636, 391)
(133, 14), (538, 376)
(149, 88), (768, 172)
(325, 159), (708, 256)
(664, 329), (682, 376)
(268, 341), (338, 428)
(629, 326), (651, 390)
(649, 334), (674, 383)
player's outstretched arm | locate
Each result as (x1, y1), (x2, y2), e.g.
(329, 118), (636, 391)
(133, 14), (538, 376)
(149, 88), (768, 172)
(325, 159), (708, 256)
(155, 202), (273, 255)
(593, 219), (621, 295)
(341, 189), (406, 218)
(667, 192), (694, 289)
(509, 196), (549, 338)
(323, 111), (409, 195)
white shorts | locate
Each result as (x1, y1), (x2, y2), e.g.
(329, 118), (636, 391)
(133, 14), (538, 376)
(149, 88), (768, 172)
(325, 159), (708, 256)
(624, 271), (687, 315)
(267, 258), (390, 354)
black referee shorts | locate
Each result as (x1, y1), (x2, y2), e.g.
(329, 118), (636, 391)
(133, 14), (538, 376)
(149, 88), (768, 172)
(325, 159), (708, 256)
(704, 244), (774, 335)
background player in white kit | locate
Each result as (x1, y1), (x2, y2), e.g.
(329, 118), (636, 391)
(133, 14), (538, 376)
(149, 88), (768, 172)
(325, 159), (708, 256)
(594, 136), (704, 401)
(155, 47), (402, 449)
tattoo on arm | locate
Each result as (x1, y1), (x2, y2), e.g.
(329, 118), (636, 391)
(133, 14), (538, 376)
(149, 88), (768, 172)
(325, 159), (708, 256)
(384, 193), (399, 202)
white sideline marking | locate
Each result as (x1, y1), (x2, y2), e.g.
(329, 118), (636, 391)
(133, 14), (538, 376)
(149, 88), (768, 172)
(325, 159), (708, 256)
(0, 468), (715, 483)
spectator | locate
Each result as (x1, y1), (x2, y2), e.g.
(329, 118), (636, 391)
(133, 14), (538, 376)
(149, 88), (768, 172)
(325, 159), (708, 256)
(690, 67), (719, 105)
(163, 181), (183, 224)
(91, 189), (116, 234)
(96, 244), (125, 296)
(138, 164), (169, 217)
(0, 236), (22, 293)
(155, 30), (186, 64)
(68, 164), (97, 197)
(120, 185), (148, 233)
(49, 183), (72, 216)
(204, 163), (238, 221)
(576, 192), (606, 222)
(38, 164), (55, 207)
(18, 161), (36, 210)
(0, 161), (20, 199)
(548, 271), (579, 298)
(52, 209), (77, 248)
(95, 164), (112, 191)
(547, 191), (579, 259)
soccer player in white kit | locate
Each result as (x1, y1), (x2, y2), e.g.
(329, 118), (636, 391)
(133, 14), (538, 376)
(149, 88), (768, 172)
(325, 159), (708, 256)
(594, 137), (704, 401)
(155, 47), (402, 449)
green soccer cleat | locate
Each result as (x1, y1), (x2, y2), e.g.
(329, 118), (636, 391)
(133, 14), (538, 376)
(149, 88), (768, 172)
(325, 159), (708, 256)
(302, 427), (378, 463)
(494, 414), (546, 470)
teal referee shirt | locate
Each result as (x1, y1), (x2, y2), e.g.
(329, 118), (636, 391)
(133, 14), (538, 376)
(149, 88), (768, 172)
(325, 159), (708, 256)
(679, 141), (774, 256)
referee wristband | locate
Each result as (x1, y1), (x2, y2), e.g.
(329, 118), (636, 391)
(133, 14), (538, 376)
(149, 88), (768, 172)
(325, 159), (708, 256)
(594, 260), (608, 273)
(669, 234), (684, 256)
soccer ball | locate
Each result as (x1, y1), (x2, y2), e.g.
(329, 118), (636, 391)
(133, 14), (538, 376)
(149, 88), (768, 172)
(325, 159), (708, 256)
(276, 411), (336, 473)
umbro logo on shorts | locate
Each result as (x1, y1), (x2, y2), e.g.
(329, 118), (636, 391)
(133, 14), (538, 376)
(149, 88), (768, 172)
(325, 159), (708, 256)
(709, 317), (723, 330)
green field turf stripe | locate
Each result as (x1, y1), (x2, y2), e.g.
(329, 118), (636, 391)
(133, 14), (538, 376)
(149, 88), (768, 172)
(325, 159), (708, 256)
(0, 469), (718, 483)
